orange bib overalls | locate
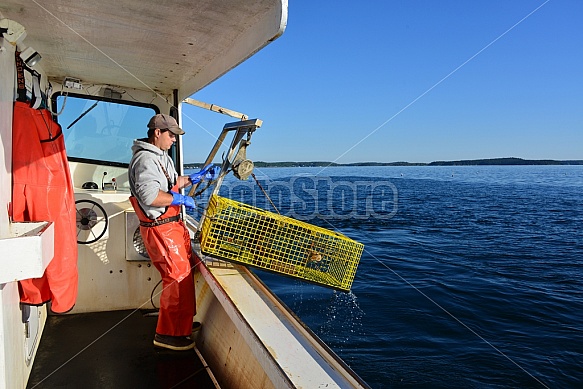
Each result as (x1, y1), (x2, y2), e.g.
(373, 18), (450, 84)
(129, 190), (198, 336)
(13, 101), (78, 314)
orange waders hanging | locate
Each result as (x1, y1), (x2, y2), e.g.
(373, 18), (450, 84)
(12, 101), (78, 314)
(129, 191), (198, 336)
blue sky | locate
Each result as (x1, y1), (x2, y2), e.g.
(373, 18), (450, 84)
(182, 0), (582, 164)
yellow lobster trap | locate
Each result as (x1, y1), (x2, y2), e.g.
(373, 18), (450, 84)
(200, 195), (364, 292)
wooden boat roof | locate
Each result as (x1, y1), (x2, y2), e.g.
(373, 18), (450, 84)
(0, 0), (286, 100)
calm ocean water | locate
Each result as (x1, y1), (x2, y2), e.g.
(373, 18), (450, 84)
(192, 165), (583, 388)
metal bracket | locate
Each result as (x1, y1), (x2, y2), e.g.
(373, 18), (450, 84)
(190, 119), (262, 229)
(188, 119), (262, 197)
(183, 97), (249, 121)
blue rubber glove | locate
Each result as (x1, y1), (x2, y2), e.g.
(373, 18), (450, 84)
(189, 164), (218, 184)
(169, 191), (195, 209)
(204, 164), (218, 180)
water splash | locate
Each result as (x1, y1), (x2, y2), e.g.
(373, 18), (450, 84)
(316, 291), (365, 350)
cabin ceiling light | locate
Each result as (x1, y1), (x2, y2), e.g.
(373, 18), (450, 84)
(18, 46), (42, 67)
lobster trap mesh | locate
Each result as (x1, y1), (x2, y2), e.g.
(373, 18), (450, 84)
(200, 195), (364, 292)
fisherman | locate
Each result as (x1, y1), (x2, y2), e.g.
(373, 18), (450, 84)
(128, 113), (214, 351)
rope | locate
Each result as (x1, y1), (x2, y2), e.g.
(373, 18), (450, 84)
(193, 179), (213, 197)
(251, 173), (280, 215)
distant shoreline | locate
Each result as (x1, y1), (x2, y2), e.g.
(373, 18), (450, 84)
(185, 157), (583, 169)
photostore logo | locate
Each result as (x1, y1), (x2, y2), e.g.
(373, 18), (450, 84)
(214, 176), (398, 220)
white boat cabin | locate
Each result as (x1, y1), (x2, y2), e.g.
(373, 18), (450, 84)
(0, 1), (369, 388)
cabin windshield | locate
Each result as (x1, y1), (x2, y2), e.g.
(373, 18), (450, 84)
(55, 94), (157, 166)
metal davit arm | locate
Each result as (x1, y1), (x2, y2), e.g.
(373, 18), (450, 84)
(188, 119), (262, 227)
(183, 94), (262, 198)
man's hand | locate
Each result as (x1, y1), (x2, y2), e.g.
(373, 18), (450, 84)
(189, 164), (218, 184)
(169, 191), (195, 209)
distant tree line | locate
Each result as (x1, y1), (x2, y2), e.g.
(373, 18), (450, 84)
(427, 157), (583, 166)
(184, 157), (583, 169)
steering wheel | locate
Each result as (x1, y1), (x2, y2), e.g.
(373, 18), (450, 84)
(75, 199), (108, 244)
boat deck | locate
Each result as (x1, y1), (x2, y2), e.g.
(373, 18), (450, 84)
(27, 309), (218, 389)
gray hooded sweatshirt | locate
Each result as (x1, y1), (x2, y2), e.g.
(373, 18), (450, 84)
(128, 138), (178, 219)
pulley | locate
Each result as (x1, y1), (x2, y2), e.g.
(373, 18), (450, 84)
(233, 159), (254, 180)
(232, 138), (254, 180)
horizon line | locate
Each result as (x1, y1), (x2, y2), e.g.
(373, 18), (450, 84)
(184, 157), (583, 166)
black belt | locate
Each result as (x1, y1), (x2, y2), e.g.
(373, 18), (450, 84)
(140, 214), (181, 227)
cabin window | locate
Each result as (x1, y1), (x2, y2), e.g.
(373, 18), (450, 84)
(54, 94), (157, 166)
